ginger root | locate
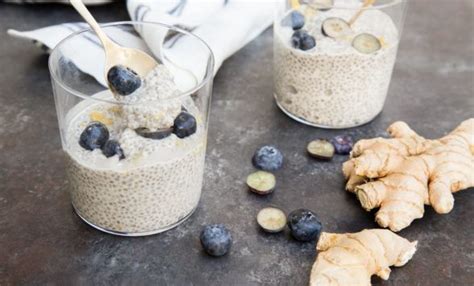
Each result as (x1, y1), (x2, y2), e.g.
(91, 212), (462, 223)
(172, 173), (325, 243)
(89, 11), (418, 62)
(343, 119), (474, 232)
(310, 229), (417, 286)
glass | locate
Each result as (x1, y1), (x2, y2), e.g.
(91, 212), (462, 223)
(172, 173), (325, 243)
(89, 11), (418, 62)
(49, 22), (214, 236)
(274, 0), (408, 128)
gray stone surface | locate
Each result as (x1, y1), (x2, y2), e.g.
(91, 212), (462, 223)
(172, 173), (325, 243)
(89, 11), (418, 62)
(0, 1), (473, 285)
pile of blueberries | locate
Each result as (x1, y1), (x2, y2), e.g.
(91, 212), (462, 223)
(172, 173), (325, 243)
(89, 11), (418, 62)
(201, 209), (323, 257)
(200, 135), (354, 257)
(283, 10), (317, 51)
(282, 6), (383, 55)
(78, 110), (197, 160)
(78, 65), (198, 159)
(79, 122), (125, 159)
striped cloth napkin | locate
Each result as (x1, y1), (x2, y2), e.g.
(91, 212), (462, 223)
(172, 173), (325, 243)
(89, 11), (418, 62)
(7, 0), (273, 87)
(3, 0), (112, 4)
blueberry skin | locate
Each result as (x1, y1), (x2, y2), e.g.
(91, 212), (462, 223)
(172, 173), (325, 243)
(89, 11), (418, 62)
(135, 127), (173, 140)
(200, 224), (232, 257)
(252, 145), (284, 171)
(291, 30), (316, 51)
(79, 122), (109, 151)
(101, 140), (125, 160)
(173, 111), (197, 139)
(287, 209), (322, 242)
(107, 65), (142, 96)
(330, 135), (354, 155)
(282, 10), (305, 30)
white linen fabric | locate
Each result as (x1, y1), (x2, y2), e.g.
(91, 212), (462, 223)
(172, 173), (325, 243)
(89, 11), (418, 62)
(2, 0), (112, 4)
(7, 0), (273, 86)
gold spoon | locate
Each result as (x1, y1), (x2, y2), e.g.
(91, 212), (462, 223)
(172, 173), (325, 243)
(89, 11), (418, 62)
(348, 0), (376, 26)
(290, 0), (301, 9)
(70, 0), (158, 79)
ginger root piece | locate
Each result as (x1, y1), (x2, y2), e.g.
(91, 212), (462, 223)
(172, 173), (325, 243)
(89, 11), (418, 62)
(310, 229), (417, 286)
(343, 119), (474, 232)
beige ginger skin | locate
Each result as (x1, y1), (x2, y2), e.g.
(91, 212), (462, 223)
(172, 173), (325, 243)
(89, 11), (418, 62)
(343, 119), (474, 232)
(310, 229), (417, 286)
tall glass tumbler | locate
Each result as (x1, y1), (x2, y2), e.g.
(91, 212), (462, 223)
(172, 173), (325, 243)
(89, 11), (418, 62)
(49, 22), (214, 236)
(274, 0), (408, 128)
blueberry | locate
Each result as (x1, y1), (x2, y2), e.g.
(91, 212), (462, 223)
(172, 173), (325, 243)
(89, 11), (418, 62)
(252, 145), (284, 171)
(281, 10), (305, 30)
(136, 127), (173, 140)
(173, 111), (197, 139)
(200, 224), (232, 257)
(287, 209), (322, 242)
(107, 65), (142, 96)
(330, 135), (354, 155)
(101, 140), (125, 160)
(291, 30), (316, 51)
(79, 122), (109, 151)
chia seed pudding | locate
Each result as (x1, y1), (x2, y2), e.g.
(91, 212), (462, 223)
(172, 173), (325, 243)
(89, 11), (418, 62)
(274, 1), (400, 128)
(64, 65), (206, 235)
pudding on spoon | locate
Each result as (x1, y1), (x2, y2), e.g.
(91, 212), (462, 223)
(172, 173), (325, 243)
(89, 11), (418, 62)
(69, 0), (158, 96)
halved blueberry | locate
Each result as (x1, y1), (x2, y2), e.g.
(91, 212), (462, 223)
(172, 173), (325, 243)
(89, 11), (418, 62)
(79, 122), (109, 151)
(307, 139), (335, 160)
(321, 17), (351, 39)
(352, 33), (382, 54)
(304, 0), (334, 12)
(136, 127), (173, 140)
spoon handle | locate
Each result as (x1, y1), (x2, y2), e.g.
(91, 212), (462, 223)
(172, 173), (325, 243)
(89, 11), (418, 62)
(69, 0), (114, 50)
(348, 0), (376, 26)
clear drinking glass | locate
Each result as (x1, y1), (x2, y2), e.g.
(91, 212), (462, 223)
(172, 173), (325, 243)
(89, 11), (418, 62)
(274, 0), (408, 128)
(49, 22), (214, 236)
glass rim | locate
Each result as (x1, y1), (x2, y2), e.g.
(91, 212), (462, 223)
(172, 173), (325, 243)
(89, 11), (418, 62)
(301, 0), (406, 10)
(48, 21), (215, 106)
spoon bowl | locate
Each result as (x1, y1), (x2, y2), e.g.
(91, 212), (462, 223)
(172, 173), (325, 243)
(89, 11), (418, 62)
(103, 43), (158, 78)
(70, 0), (158, 79)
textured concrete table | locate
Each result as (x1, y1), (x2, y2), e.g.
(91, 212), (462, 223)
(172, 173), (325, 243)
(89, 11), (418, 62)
(1, 1), (473, 285)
